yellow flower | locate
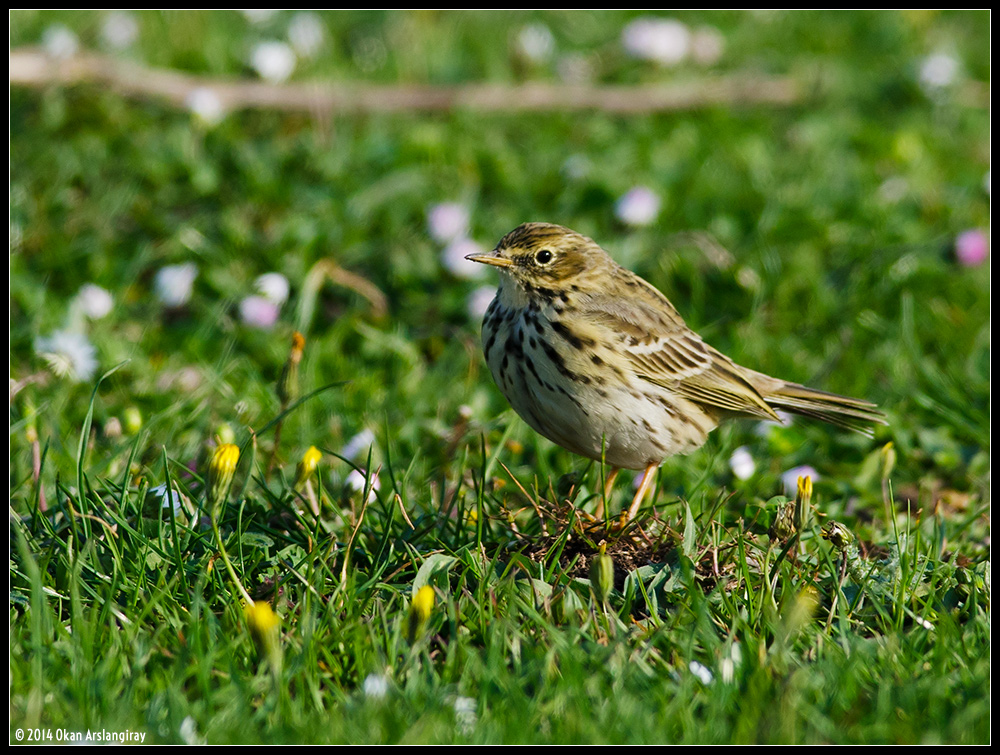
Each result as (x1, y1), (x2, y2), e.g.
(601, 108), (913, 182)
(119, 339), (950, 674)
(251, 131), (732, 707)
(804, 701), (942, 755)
(244, 600), (282, 671)
(407, 585), (436, 642)
(796, 475), (813, 506)
(245, 600), (280, 636)
(794, 474), (813, 532)
(294, 445), (323, 490)
(207, 443), (240, 517)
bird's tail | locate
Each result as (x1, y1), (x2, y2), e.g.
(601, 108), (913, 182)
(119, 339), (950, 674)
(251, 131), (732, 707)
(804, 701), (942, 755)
(761, 380), (887, 436)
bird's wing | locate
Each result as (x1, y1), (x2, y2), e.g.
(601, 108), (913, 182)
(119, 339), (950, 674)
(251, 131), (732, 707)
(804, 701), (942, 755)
(582, 278), (781, 421)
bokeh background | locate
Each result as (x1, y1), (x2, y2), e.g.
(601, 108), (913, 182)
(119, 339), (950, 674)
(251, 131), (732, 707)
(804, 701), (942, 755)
(9, 9), (990, 745)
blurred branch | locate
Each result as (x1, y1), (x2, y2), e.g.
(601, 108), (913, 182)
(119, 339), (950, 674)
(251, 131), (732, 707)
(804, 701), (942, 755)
(10, 47), (817, 114)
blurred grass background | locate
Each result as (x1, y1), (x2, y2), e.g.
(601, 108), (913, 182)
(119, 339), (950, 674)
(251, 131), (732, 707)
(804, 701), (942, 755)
(9, 9), (990, 745)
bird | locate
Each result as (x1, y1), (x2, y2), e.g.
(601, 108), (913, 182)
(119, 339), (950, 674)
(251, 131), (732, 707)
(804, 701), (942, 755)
(465, 222), (886, 524)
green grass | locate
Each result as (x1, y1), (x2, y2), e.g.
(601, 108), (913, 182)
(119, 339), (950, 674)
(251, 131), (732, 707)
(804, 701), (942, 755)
(10, 9), (990, 745)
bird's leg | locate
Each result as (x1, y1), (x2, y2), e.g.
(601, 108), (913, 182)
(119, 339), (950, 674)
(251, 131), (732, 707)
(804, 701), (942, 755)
(594, 467), (620, 519)
(620, 463), (658, 525)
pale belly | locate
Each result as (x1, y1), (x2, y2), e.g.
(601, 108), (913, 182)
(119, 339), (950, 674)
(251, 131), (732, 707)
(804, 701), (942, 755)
(484, 307), (716, 470)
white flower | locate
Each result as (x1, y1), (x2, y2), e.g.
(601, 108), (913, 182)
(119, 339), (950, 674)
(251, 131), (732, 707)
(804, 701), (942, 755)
(101, 11), (139, 50)
(517, 23), (555, 63)
(186, 87), (226, 126)
(240, 9), (279, 25)
(362, 673), (389, 700)
(287, 11), (325, 58)
(453, 696), (478, 736)
(149, 484), (190, 517)
(690, 26), (724, 65)
(689, 660), (713, 685)
(239, 295), (280, 329)
(615, 186), (661, 227)
(782, 466), (819, 497)
(622, 17), (690, 66)
(427, 202), (470, 244)
(250, 40), (297, 83)
(729, 446), (755, 481)
(42, 25), (79, 60)
(346, 469), (380, 503)
(179, 715), (203, 746)
(340, 428), (376, 460)
(76, 284), (114, 319)
(254, 272), (290, 305)
(720, 642), (742, 684)
(467, 286), (497, 320)
(919, 52), (960, 92)
(442, 237), (488, 280)
(35, 330), (98, 383)
(154, 263), (198, 307)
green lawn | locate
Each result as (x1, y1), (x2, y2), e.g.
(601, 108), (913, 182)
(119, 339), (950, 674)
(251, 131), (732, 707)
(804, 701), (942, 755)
(9, 10), (990, 745)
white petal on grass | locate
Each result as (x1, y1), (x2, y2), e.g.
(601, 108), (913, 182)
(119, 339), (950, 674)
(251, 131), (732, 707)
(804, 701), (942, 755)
(239, 295), (280, 329)
(250, 40), (297, 83)
(346, 469), (380, 503)
(919, 52), (960, 92)
(179, 716), (203, 746)
(254, 272), (290, 305)
(186, 87), (226, 126)
(341, 428), (376, 460)
(622, 17), (690, 65)
(77, 284), (114, 319)
(453, 696), (478, 737)
(782, 465), (819, 496)
(35, 330), (98, 383)
(517, 23), (555, 63)
(288, 11), (326, 58)
(101, 11), (139, 50)
(42, 25), (79, 60)
(149, 484), (189, 518)
(689, 660), (714, 685)
(154, 263), (198, 307)
(615, 186), (661, 227)
(241, 9), (279, 25)
(427, 202), (470, 244)
(362, 673), (389, 699)
(729, 446), (756, 481)
(467, 286), (497, 320)
(443, 237), (488, 280)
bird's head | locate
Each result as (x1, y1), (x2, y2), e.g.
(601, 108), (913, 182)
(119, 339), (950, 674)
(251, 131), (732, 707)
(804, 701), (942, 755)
(465, 223), (613, 293)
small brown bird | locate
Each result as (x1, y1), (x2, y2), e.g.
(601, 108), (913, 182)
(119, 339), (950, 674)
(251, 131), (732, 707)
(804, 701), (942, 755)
(467, 223), (885, 523)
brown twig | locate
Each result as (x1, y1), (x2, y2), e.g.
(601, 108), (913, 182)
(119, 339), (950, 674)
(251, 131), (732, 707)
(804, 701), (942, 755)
(10, 47), (814, 115)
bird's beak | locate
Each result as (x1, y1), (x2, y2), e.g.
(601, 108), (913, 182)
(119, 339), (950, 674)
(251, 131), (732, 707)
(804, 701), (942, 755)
(465, 251), (514, 268)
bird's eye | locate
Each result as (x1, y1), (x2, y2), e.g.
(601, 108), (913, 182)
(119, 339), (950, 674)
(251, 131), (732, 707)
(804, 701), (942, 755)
(535, 249), (553, 264)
